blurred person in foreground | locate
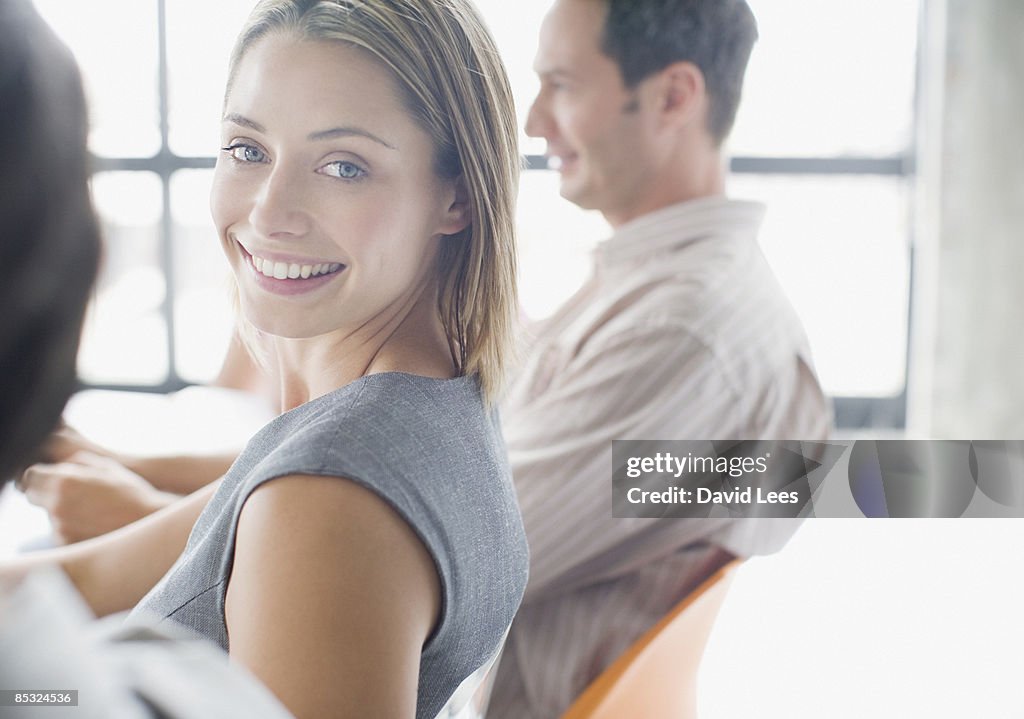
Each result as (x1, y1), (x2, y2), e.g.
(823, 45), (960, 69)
(0, 1), (289, 716)
(486, 1), (830, 716)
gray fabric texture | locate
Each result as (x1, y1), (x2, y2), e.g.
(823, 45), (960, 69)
(129, 372), (529, 719)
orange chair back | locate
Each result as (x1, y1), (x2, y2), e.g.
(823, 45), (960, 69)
(559, 560), (740, 719)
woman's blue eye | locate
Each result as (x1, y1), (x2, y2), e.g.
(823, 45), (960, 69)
(323, 161), (365, 180)
(223, 144), (267, 163)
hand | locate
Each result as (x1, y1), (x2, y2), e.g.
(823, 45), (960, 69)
(38, 422), (112, 464)
(18, 451), (179, 544)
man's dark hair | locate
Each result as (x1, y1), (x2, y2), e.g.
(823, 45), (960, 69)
(0, 0), (101, 480)
(600, 0), (758, 144)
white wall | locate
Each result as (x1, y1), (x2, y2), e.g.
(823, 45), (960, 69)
(701, 521), (1024, 718)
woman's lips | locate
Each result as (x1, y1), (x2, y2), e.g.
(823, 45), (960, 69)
(251, 254), (343, 280)
(238, 243), (346, 296)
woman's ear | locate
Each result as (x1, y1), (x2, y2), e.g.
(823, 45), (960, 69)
(437, 175), (471, 236)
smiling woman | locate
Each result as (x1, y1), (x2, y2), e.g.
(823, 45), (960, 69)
(212, 34), (470, 359)
(129, 2), (527, 715)
(6, 2), (528, 718)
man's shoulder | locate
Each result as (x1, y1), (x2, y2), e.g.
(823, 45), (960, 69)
(571, 255), (778, 355)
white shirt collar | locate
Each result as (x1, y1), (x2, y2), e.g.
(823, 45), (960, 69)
(595, 195), (766, 272)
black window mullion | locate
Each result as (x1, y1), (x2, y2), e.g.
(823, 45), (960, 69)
(155, 0), (180, 391)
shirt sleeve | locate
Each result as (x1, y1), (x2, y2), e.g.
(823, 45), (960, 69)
(503, 321), (741, 600)
(0, 570), (292, 719)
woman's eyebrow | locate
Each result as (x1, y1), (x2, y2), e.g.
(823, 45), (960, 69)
(223, 112), (265, 132)
(222, 112), (396, 150)
(308, 126), (397, 150)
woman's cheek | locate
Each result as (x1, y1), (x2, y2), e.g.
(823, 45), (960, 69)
(209, 167), (245, 236)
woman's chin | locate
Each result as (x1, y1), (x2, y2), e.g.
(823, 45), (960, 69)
(241, 310), (312, 340)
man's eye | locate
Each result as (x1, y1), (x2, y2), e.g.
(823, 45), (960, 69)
(321, 161), (366, 180)
(222, 144), (267, 163)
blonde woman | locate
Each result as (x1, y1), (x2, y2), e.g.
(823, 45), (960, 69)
(4, 1), (527, 717)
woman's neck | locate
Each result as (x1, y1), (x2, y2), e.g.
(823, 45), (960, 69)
(270, 281), (456, 411)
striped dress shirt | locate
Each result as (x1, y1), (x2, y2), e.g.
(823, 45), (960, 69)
(488, 196), (831, 719)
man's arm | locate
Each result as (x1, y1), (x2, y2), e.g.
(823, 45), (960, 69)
(505, 322), (738, 599)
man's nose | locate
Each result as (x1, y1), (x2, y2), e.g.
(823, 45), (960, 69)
(524, 92), (550, 139)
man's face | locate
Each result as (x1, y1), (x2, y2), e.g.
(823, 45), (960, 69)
(526, 0), (663, 225)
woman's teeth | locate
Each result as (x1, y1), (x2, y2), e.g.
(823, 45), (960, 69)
(251, 255), (342, 280)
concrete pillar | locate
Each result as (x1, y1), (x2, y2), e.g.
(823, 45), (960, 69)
(918, 0), (1024, 437)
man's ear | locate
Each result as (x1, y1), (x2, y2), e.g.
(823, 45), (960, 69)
(438, 175), (471, 236)
(656, 61), (706, 129)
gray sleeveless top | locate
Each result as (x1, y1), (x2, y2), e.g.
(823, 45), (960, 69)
(129, 372), (529, 719)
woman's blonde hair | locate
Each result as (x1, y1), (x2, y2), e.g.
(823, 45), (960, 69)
(227, 0), (519, 404)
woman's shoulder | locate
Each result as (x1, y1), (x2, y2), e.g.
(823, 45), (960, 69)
(237, 370), (528, 652)
(242, 372), (510, 516)
(289, 372), (496, 457)
(319, 371), (486, 424)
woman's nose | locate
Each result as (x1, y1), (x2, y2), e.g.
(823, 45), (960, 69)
(249, 164), (312, 239)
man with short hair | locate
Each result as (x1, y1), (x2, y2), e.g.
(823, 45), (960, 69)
(488, 1), (830, 716)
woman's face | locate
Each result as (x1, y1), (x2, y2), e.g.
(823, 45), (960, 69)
(212, 34), (465, 339)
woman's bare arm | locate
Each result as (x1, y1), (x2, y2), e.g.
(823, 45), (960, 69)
(40, 424), (239, 495)
(225, 474), (440, 719)
(19, 335), (272, 540)
(3, 481), (218, 617)
(19, 416), (243, 544)
(118, 452), (239, 495)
